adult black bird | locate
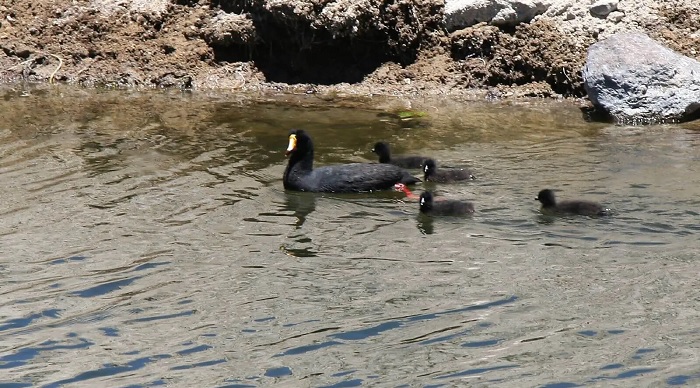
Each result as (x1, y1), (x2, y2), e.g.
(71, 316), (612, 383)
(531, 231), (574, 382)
(283, 129), (421, 193)
(536, 189), (610, 216)
(419, 191), (475, 216)
(372, 141), (428, 169)
(423, 158), (476, 183)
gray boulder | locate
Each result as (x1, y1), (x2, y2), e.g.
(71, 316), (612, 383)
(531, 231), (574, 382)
(589, 0), (618, 18)
(444, 0), (551, 31)
(582, 32), (700, 124)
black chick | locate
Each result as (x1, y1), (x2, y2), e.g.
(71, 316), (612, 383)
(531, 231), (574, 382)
(372, 142), (428, 169)
(536, 189), (610, 216)
(423, 159), (475, 183)
(419, 191), (475, 216)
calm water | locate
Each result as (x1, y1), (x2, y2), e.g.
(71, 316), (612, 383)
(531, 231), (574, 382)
(1, 86), (700, 387)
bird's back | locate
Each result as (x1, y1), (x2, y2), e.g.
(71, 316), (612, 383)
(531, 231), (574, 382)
(557, 200), (608, 216)
(428, 168), (475, 182)
(298, 163), (418, 192)
(429, 199), (475, 215)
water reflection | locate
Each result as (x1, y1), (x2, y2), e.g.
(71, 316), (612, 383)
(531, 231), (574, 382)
(416, 213), (435, 235)
(282, 191), (317, 229)
(2, 86), (700, 387)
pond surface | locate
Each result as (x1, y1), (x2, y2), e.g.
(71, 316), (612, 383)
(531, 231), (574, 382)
(1, 86), (699, 387)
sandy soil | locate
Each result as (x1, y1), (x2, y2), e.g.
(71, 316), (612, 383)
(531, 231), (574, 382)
(0, 0), (698, 100)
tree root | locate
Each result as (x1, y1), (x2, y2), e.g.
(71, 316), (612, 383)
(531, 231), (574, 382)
(3, 52), (63, 83)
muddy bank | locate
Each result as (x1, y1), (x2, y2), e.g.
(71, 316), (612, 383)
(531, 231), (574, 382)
(0, 0), (698, 99)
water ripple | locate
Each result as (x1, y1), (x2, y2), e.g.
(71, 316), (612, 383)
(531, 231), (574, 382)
(0, 335), (92, 370)
(0, 309), (61, 333)
(43, 354), (172, 388)
(2, 88), (700, 386)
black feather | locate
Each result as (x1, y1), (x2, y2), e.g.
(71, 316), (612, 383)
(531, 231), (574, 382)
(419, 191), (475, 216)
(372, 141), (428, 169)
(423, 158), (476, 182)
(536, 189), (610, 217)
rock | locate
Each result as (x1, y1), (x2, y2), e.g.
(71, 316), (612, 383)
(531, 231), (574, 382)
(444, 0), (551, 31)
(0, 42), (33, 58)
(607, 10), (624, 23)
(582, 32), (700, 123)
(264, 0), (316, 23)
(589, 0), (617, 18)
(128, 0), (170, 16)
(313, 0), (376, 38)
(201, 11), (257, 46)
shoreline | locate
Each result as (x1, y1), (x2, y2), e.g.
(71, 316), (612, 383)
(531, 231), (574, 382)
(1, 1), (698, 102)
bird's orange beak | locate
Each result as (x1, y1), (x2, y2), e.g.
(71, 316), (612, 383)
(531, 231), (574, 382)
(285, 134), (297, 157)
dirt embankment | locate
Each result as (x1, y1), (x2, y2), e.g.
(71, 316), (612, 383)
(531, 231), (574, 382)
(0, 0), (698, 99)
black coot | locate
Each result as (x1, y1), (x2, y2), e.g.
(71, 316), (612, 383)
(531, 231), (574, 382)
(419, 191), (475, 216)
(536, 189), (610, 216)
(372, 141), (428, 169)
(283, 129), (421, 193)
(423, 159), (476, 182)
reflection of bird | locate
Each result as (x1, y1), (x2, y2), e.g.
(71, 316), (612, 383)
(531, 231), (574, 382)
(419, 191), (475, 216)
(282, 191), (316, 228)
(423, 159), (476, 182)
(536, 189), (610, 216)
(372, 142), (428, 169)
(283, 129), (420, 193)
